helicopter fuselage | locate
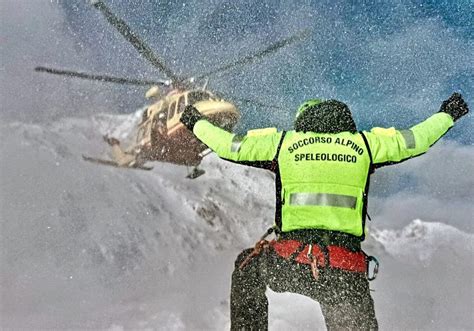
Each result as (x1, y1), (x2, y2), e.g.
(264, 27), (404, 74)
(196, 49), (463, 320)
(136, 89), (240, 166)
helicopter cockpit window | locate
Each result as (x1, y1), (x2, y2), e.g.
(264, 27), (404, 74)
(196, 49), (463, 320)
(168, 101), (176, 120)
(187, 91), (211, 105)
(177, 96), (186, 113)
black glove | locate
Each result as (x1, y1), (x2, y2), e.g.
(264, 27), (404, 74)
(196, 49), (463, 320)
(439, 92), (469, 121)
(180, 105), (203, 131)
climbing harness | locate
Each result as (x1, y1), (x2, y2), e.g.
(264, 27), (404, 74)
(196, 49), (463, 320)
(239, 228), (380, 281)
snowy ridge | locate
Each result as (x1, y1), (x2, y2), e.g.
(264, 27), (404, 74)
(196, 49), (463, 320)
(1, 113), (473, 330)
(372, 219), (473, 263)
(3, 115), (274, 266)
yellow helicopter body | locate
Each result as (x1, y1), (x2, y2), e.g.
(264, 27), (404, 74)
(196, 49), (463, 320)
(136, 88), (239, 166)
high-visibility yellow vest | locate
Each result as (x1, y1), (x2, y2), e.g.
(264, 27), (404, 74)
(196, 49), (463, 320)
(278, 131), (371, 236)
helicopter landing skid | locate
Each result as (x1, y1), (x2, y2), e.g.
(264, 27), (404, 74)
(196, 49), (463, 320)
(82, 155), (153, 171)
(186, 167), (205, 179)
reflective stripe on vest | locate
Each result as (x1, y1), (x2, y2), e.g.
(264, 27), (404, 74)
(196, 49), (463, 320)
(400, 129), (416, 149)
(289, 193), (357, 209)
(231, 135), (243, 153)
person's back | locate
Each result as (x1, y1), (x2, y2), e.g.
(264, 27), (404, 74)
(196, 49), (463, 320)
(277, 129), (371, 236)
(179, 93), (469, 330)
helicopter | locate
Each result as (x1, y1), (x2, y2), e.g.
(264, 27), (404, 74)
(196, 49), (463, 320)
(35, 0), (309, 178)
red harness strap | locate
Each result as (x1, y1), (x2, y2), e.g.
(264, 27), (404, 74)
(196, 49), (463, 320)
(238, 239), (367, 281)
(327, 245), (366, 273)
(273, 240), (367, 273)
(272, 240), (300, 258)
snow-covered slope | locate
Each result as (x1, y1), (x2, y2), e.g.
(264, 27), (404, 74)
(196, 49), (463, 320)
(1, 113), (473, 330)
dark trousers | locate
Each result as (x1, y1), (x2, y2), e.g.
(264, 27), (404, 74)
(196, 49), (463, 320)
(231, 248), (378, 330)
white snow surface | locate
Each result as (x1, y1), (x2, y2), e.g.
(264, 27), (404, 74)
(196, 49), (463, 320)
(1, 111), (473, 330)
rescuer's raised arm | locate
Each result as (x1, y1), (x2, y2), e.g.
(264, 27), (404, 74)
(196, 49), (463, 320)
(363, 92), (469, 166)
(180, 105), (282, 162)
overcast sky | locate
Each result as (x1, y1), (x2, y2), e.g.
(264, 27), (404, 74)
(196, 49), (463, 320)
(1, 0), (472, 141)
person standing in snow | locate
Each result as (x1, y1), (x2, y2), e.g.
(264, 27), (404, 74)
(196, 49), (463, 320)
(180, 92), (469, 330)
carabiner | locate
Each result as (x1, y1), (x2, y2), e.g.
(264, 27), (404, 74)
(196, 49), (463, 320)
(367, 255), (379, 281)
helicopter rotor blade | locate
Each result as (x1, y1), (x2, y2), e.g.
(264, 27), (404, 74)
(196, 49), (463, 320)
(230, 95), (286, 111)
(91, 0), (180, 83)
(35, 66), (171, 86)
(192, 29), (311, 80)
